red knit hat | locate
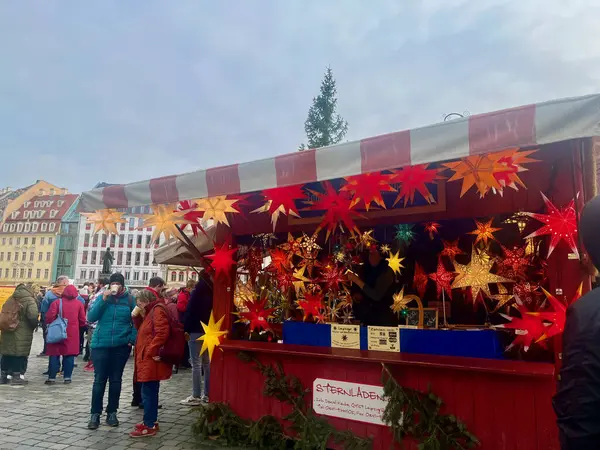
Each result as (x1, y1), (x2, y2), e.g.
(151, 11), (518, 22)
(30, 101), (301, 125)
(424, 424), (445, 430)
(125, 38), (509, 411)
(63, 284), (79, 299)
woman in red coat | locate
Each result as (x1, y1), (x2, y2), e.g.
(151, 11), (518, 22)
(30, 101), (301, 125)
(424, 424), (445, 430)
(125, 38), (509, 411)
(45, 285), (86, 385)
(130, 290), (172, 438)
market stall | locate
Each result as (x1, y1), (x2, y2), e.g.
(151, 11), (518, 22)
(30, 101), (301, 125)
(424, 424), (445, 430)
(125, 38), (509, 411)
(81, 94), (600, 449)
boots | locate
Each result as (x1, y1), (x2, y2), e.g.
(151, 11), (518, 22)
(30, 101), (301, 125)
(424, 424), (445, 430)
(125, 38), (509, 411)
(11, 373), (27, 385)
(0, 371), (8, 385)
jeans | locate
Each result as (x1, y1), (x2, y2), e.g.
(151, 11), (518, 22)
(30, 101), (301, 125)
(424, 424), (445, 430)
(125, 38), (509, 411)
(0, 355), (27, 375)
(188, 332), (210, 398)
(90, 345), (131, 414)
(141, 381), (160, 427)
(49, 355), (75, 380)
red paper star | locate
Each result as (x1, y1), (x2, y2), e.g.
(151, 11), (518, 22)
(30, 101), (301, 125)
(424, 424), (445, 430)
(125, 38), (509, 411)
(441, 240), (464, 261)
(391, 164), (440, 206)
(528, 284), (583, 342)
(428, 257), (455, 300)
(525, 193), (579, 258)
(423, 222), (441, 240)
(252, 185), (306, 230)
(297, 292), (325, 321)
(307, 181), (362, 241)
(279, 233), (303, 261)
(497, 245), (530, 280)
(340, 172), (395, 211)
(177, 200), (207, 238)
(205, 241), (238, 282)
(320, 264), (348, 293)
(275, 270), (294, 293)
(413, 262), (429, 299)
(237, 297), (276, 333)
(242, 247), (263, 285)
(513, 282), (543, 308)
(266, 248), (290, 275)
(495, 304), (547, 352)
(468, 219), (502, 246)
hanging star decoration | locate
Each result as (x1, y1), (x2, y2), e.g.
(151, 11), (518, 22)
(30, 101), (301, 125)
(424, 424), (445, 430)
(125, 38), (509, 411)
(205, 241), (238, 282)
(443, 154), (512, 198)
(391, 286), (421, 315)
(339, 172), (396, 211)
(307, 181), (362, 241)
(292, 265), (312, 297)
(386, 250), (405, 275)
(340, 308), (354, 324)
(428, 257), (456, 300)
(527, 284), (583, 342)
(275, 270), (294, 293)
(391, 164), (440, 206)
(266, 248), (290, 275)
(513, 282), (543, 308)
(524, 193), (579, 258)
(441, 239), (465, 261)
(489, 149), (538, 196)
(490, 283), (515, 313)
(252, 185), (306, 231)
(493, 304), (546, 352)
(320, 264), (348, 293)
(297, 292), (325, 322)
(452, 247), (513, 304)
(177, 200), (207, 238)
(82, 209), (127, 235)
(233, 280), (254, 309)
(379, 244), (391, 255)
(394, 224), (416, 247)
(195, 195), (240, 227)
(241, 247), (263, 286)
(423, 222), (441, 240)
(468, 219), (502, 246)
(358, 230), (378, 249)
(253, 233), (278, 248)
(298, 233), (321, 275)
(140, 204), (195, 243)
(497, 245), (530, 280)
(236, 296), (276, 333)
(279, 233), (304, 261)
(413, 262), (429, 299)
(197, 312), (228, 361)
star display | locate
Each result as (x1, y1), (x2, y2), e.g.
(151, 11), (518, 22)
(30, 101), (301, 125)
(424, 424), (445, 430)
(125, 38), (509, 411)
(266, 248), (290, 275)
(413, 262), (429, 299)
(177, 200), (207, 238)
(379, 244), (391, 255)
(441, 239), (465, 261)
(340, 172), (396, 211)
(205, 241), (238, 282)
(252, 185), (306, 230)
(297, 292), (325, 322)
(497, 245), (530, 280)
(391, 164), (440, 206)
(423, 222), (441, 240)
(359, 230), (378, 249)
(513, 282), (543, 308)
(82, 209), (127, 235)
(386, 250), (405, 275)
(490, 283), (515, 312)
(489, 149), (538, 195)
(525, 193), (579, 258)
(443, 154), (511, 198)
(394, 224), (416, 247)
(428, 257), (456, 300)
(527, 285), (583, 342)
(197, 312), (228, 361)
(494, 304), (546, 352)
(236, 297), (276, 333)
(307, 181), (362, 241)
(275, 270), (294, 293)
(292, 266), (312, 297)
(468, 219), (502, 246)
(320, 264), (348, 293)
(241, 247), (263, 286)
(195, 195), (240, 227)
(391, 287), (421, 314)
(140, 204), (195, 243)
(279, 233), (304, 260)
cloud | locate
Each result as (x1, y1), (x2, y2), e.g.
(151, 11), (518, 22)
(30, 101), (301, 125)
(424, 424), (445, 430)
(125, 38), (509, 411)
(0, 0), (599, 194)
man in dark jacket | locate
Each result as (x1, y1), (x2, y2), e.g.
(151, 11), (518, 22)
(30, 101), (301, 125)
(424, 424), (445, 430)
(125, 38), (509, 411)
(554, 195), (600, 450)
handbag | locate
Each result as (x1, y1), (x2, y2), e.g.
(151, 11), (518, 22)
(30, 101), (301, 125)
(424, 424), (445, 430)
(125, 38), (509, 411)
(150, 303), (186, 365)
(47, 299), (69, 344)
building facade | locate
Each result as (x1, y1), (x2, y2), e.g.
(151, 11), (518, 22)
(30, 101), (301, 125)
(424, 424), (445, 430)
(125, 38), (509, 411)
(0, 192), (78, 286)
(51, 197), (81, 281)
(0, 181), (63, 224)
(165, 265), (199, 286)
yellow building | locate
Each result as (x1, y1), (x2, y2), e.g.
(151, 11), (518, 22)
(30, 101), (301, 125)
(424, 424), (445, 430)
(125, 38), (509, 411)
(0, 191), (78, 286)
(0, 180), (63, 224)
(165, 265), (199, 286)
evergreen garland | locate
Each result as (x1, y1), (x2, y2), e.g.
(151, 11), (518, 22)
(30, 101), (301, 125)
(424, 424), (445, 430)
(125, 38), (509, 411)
(192, 352), (479, 449)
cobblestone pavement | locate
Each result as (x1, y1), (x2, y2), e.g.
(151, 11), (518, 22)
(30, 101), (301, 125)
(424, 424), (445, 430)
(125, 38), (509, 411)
(0, 333), (230, 450)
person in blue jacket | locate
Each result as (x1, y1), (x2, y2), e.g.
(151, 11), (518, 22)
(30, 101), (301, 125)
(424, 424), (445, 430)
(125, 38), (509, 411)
(86, 273), (137, 430)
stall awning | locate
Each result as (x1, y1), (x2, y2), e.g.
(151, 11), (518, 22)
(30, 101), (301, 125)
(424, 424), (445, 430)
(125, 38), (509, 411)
(153, 225), (217, 266)
(80, 93), (600, 212)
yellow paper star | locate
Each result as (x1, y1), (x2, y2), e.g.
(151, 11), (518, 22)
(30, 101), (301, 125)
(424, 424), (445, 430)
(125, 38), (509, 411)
(443, 154), (510, 198)
(452, 247), (513, 304)
(141, 204), (195, 243)
(391, 287), (421, 314)
(359, 230), (377, 248)
(386, 250), (405, 275)
(468, 219), (502, 246)
(379, 244), (391, 255)
(82, 209), (127, 235)
(196, 196), (240, 227)
(197, 312), (228, 361)
(490, 283), (515, 313)
(292, 265), (311, 297)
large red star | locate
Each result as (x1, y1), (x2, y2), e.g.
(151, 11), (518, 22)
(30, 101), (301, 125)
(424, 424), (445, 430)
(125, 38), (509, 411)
(307, 181), (362, 241)
(339, 172), (395, 211)
(428, 257), (455, 300)
(527, 284), (583, 342)
(497, 245), (530, 280)
(266, 248), (290, 275)
(253, 185), (306, 230)
(205, 241), (238, 282)
(494, 304), (547, 352)
(177, 200), (207, 238)
(391, 164), (440, 206)
(320, 264), (348, 293)
(297, 292), (325, 322)
(237, 297), (276, 333)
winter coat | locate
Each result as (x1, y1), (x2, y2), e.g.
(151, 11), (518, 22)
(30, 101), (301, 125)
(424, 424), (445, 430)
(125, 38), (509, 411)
(45, 295), (86, 356)
(183, 279), (213, 334)
(0, 285), (39, 356)
(87, 288), (137, 349)
(134, 300), (173, 383)
(176, 288), (191, 321)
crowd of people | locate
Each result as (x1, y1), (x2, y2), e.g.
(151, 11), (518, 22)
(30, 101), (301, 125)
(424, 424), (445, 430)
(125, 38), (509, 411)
(0, 271), (213, 439)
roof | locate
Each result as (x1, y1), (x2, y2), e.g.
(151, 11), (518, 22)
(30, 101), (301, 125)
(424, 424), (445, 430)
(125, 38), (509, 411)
(80, 93), (600, 212)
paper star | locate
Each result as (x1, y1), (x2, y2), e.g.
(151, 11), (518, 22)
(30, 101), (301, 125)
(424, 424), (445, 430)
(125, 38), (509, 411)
(413, 262), (429, 299)
(253, 233), (278, 247)
(441, 240), (465, 261)
(443, 154), (511, 198)
(340, 172), (396, 211)
(252, 185), (306, 231)
(513, 282), (543, 308)
(320, 264), (348, 293)
(391, 287), (421, 314)
(195, 195), (240, 227)
(340, 308), (354, 324)
(292, 265), (312, 297)
(428, 257), (456, 300)
(525, 193), (579, 258)
(386, 250), (405, 275)
(177, 200), (208, 238)
(205, 241), (238, 282)
(452, 247), (514, 304)
(198, 312), (228, 361)
(394, 224), (416, 246)
(490, 283), (515, 313)
(497, 245), (530, 280)
(241, 247), (263, 286)
(494, 305), (546, 352)
(140, 204), (195, 243)
(379, 244), (391, 255)
(266, 248), (290, 275)
(82, 209), (127, 235)
(359, 230), (378, 249)
(488, 149), (538, 196)
(297, 292), (325, 322)
(279, 233), (304, 260)
(307, 181), (362, 241)
(423, 222), (441, 240)
(391, 164), (440, 206)
(468, 219), (502, 246)
(528, 284), (583, 342)
(236, 297), (276, 333)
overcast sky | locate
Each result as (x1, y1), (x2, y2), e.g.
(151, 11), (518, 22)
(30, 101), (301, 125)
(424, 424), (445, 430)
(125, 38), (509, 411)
(1, 1), (599, 194)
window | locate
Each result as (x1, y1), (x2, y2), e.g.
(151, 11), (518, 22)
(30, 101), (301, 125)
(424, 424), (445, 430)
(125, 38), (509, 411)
(151, 272), (157, 278)
(24, 223), (31, 233)
(41, 223), (48, 232)
(9, 238), (13, 245)
(32, 223), (38, 232)
(14, 252), (18, 261)
(38, 252), (43, 261)
(86, 223), (91, 231)
(119, 235), (124, 247)
(127, 235), (134, 247)
(36, 269), (41, 279)
(137, 235), (142, 246)
(179, 271), (185, 282)
(110, 235), (116, 247)
(16, 237), (20, 245)
(129, 218), (135, 229)
(46, 252), (51, 261)
(24, 237), (28, 245)
(126, 252), (132, 265)
(84, 233), (90, 247)
(143, 272), (149, 281)
(171, 271), (177, 282)
(6, 252), (10, 261)
(49, 223), (56, 232)
(5, 268), (10, 278)
(100, 251), (105, 265)
(144, 252), (150, 266)
(138, 218), (144, 228)
(30, 252), (34, 261)
(20, 269), (25, 279)
(40, 237), (45, 245)
(80, 270), (87, 280)
(91, 251), (97, 265)
(133, 271), (140, 281)
(101, 234), (107, 247)
(27, 269), (32, 278)
(117, 251), (123, 265)
(1, 238), (5, 245)
(0, 252), (3, 261)
(22, 252), (26, 261)
(89, 270), (96, 280)
(145, 235), (151, 247)
(82, 251), (88, 265)
(31, 237), (36, 245)
(44, 269), (49, 279)
(120, 222), (126, 231)
(191, 272), (197, 280)
(125, 271), (130, 280)
(92, 234), (98, 247)
(135, 253), (140, 265)
(48, 237), (53, 246)
(12, 268), (17, 278)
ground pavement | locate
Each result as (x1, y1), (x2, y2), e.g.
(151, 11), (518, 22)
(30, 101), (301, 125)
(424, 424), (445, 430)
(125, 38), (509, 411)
(0, 333), (238, 450)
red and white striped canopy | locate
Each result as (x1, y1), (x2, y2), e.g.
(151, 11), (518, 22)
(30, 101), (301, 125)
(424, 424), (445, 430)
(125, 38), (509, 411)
(80, 94), (600, 212)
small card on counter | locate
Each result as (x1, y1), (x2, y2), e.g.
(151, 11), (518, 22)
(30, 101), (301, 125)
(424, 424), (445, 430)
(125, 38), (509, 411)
(367, 326), (400, 352)
(331, 324), (361, 349)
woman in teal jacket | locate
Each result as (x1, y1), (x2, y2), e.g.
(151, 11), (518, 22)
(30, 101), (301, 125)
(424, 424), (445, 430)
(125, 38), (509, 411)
(87, 273), (137, 430)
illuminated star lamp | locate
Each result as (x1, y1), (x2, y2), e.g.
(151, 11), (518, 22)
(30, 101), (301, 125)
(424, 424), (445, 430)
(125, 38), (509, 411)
(493, 304), (546, 352)
(307, 181), (362, 241)
(195, 195), (240, 227)
(527, 284), (583, 342)
(205, 241), (238, 282)
(428, 257), (456, 300)
(395, 224), (416, 247)
(441, 239), (465, 261)
(413, 262), (429, 299)
(423, 222), (441, 240)
(339, 172), (395, 211)
(82, 209), (127, 235)
(197, 312), (228, 361)
(443, 154), (511, 198)
(252, 185), (306, 231)
(391, 164), (440, 206)
(292, 265), (312, 297)
(297, 292), (325, 322)
(320, 264), (348, 293)
(386, 250), (405, 275)
(177, 200), (208, 238)
(391, 286), (422, 315)
(140, 204), (196, 243)
(279, 233), (304, 261)
(236, 297), (277, 333)
(489, 148), (538, 195)
(468, 219), (502, 246)
(490, 283), (515, 313)
(497, 245), (530, 281)
(266, 248), (290, 275)
(525, 193), (579, 258)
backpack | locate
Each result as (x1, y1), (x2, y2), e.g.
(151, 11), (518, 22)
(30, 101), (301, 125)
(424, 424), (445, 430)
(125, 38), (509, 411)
(46, 299), (68, 344)
(151, 303), (186, 365)
(0, 296), (22, 332)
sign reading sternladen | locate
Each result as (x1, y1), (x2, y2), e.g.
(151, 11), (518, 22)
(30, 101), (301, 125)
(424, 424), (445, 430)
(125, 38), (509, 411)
(330, 324), (360, 349)
(313, 378), (388, 425)
(367, 326), (400, 352)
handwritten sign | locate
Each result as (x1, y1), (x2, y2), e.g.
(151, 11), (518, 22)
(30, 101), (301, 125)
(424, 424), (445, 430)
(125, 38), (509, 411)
(313, 378), (388, 425)
(367, 326), (400, 352)
(331, 324), (360, 349)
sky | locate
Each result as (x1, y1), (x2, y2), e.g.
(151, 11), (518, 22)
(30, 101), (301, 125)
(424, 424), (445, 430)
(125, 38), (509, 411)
(1, 1), (599, 194)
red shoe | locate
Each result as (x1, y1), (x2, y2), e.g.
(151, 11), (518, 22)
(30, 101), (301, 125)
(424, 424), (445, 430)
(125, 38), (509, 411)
(129, 424), (157, 438)
(83, 362), (94, 372)
(134, 422), (159, 431)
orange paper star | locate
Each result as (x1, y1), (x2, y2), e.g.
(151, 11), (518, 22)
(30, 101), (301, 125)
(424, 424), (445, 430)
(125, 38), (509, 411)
(468, 219), (502, 246)
(140, 204), (195, 243)
(340, 172), (395, 211)
(443, 154), (510, 198)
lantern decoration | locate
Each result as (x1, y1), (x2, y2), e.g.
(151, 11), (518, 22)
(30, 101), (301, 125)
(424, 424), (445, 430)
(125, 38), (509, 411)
(428, 257), (456, 300)
(468, 219), (502, 246)
(177, 200), (208, 238)
(233, 280), (254, 309)
(195, 195), (240, 227)
(497, 245), (530, 280)
(320, 264), (348, 293)
(423, 222), (441, 240)
(307, 181), (362, 241)
(266, 248), (290, 275)
(252, 185), (306, 231)
(441, 239), (465, 261)
(292, 266), (312, 297)
(379, 244), (391, 255)
(298, 233), (322, 275)
(386, 250), (405, 275)
(391, 164), (440, 206)
(297, 292), (325, 322)
(358, 230), (378, 249)
(241, 247), (263, 286)
(413, 262), (429, 299)
(452, 247), (513, 304)
(279, 233), (304, 261)
(391, 287), (421, 315)
(205, 241), (238, 282)
(236, 297), (276, 333)
(489, 149), (538, 195)
(443, 154), (511, 198)
(513, 282), (543, 308)
(494, 304), (546, 352)
(340, 172), (396, 211)
(140, 204), (196, 243)
(527, 284), (583, 342)
(394, 224), (416, 247)
(490, 283), (515, 312)
(197, 312), (228, 361)
(82, 209), (127, 235)
(274, 270), (294, 293)
(524, 193), (579, 258)
(253, 233), (278, 248)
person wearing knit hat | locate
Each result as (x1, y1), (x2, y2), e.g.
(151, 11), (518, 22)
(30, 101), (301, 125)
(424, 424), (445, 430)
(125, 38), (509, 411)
(86, 272), (137, 430)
